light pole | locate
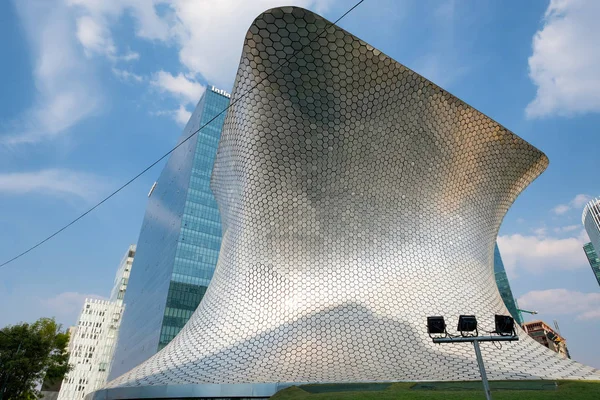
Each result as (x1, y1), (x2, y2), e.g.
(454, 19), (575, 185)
(432, 335), (518, 400)
(427, 315), (518, 400)
(0, 330), (23, 400)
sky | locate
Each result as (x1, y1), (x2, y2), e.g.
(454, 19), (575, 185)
(0, 0), (599, 369)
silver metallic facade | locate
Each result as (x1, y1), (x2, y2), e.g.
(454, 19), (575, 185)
(91, 6), (600, 399)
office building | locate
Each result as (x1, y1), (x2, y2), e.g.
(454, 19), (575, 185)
(582, 197), (600, 254)
(57, 299), (124, 400)
(89, 7), (599, 399)
(109, 245), (136, 304)
(494, 243), (523, 325)
(523, 320), (570, 359)
(583, 242), (600, 287)
(109, 87), (230, 380)
(58, 246), (135, 399)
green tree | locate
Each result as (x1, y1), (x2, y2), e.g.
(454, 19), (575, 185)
(0, 318), (71, 400)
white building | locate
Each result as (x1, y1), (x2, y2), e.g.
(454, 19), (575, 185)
(57, 246), (135, 399)
(583, 197), (600, 254)
(109, 245), (136, 305)
(58, 299), (123, 399)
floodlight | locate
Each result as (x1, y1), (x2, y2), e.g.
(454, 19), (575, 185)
(494, 315), (515, 336)
(457, 315), (478, 337)
(427, 316), (446, 337)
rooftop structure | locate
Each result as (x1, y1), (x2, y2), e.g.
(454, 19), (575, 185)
(522, 320), (570, 359)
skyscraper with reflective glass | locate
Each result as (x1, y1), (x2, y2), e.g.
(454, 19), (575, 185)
(494, 243), (523, 325)
(583, 242), (600, 287)
(583, 197), (600, 255)
(109, 87), (230, 379)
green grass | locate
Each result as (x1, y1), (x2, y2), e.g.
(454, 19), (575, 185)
(271, 381), (600, 400)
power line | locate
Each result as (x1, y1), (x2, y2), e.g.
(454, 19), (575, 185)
(0, 0), (366, 269)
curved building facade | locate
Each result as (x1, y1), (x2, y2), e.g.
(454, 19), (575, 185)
(583, 197), (600, 256)
(91, 6), (600, 399)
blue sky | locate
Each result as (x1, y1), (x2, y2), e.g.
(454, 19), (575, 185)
(1, 0), (599, 369)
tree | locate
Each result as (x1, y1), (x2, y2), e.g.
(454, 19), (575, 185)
(0, 318), (71, 400)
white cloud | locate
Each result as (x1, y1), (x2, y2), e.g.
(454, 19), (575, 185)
(0, 169), (109, 202)
(552, 204), (570, 215)
(3, 0), (343, 141)
(72, 5), (145, 62)
(151, 70), (205, 104)
(175, 105), (192, 125)
(553, 224), (580, 234)
(45, 0), (334, 127)
(67, 0), (171, 41)
(169, 0), (333, 88)
(121, 50), (140, 62)
(152, 105), (192, 126)
(66, 0), (332, 88)
(112, 67), (144, 83)
(552, 193), (592, 215)
(526, 0), (600, 118)
(1, 0), (102, 145)
(572, 194), (592, 208)
(497, 232), (588, 276)
(76, 15), (117, 58)
(41, 291), (106, 323)
(518, 289), (600, 320)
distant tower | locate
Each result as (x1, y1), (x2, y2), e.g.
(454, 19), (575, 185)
(582, 197), (600, 254)
(57, 299), (124, 400)
(494, 243), (524, 325)
(57, 246), (135, 400)
(583, 242), (600, 287)
(109, 245), (136, 305)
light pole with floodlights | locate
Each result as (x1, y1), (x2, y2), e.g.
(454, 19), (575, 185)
(427, 314), (518, 400)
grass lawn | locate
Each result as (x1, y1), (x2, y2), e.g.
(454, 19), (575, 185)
(271, 381), (600, 399)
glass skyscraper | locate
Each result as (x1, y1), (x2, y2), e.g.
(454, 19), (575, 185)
(583, 242), (600, 287)
(494, 243), (523, 325)
(109, 87), (230, 379)
(582, 197), (600, 256)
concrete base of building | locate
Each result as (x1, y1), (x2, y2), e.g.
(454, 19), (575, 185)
(86, 382), (292, 399)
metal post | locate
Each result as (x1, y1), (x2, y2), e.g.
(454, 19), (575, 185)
(432, 334), (517, 400)
(432, 335), (517, 400)
(472, 339), (492, 400)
